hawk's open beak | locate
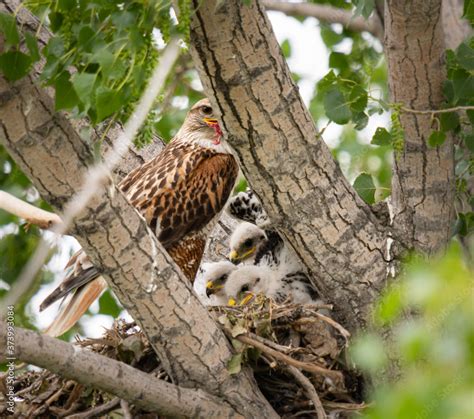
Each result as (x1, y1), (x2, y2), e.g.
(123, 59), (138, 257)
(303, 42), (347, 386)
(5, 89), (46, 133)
(228, 247), (256, 264)
(203, 117), (218, 126)
(206, 280), (223, 297)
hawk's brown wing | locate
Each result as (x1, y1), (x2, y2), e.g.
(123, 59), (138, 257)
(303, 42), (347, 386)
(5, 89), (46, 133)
(121, 142), (238, 249)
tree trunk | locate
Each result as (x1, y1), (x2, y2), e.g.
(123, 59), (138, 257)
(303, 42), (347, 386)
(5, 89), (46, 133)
(189, 0), (391, 332)
(385, 0), (455, 255)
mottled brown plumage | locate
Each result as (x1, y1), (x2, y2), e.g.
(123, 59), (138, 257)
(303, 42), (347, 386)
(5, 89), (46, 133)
(41, 99), (238, 336)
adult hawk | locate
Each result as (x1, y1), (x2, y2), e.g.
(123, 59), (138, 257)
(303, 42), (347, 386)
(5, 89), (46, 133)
(40, 98), (239, 336)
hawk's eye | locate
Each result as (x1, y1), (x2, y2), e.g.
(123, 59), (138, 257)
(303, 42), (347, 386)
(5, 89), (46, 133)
(240, 285), (250, 293)
(202, 106), (213, 115)
(243, 239), (253, 247)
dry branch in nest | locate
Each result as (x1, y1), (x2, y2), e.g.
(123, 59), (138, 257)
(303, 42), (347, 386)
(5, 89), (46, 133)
(1, 300), (366, 418)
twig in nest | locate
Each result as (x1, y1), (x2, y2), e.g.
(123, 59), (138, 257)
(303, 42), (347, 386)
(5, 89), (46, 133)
(65, 397), (121, 419)
(287, 365), (326, 419)
(236, 334), (342, 382)
(295, 313), (351, 341)
(120, 399), (133, 419)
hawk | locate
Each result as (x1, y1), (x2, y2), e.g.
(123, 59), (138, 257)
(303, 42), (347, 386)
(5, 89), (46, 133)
(193, 260), (237, 306)
(40, 98), (239, 336)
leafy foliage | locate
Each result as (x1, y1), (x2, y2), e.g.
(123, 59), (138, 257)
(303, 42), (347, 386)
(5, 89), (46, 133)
(351, 244), (474, 419)
(0, 1), (194, 147)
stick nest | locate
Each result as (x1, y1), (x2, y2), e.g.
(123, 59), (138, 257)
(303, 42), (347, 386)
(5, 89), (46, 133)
(2, 299), (366, 418)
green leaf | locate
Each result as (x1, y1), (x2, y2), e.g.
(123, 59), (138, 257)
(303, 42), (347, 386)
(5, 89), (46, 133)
(46, 36), (65, 58)
(329, 52), (348, 71)
(320, 24), (344, 48)
(439, 111), (460, 132)
(353, 173), (376, 204)
(227, 353), (242, 375)
(467, 109), (474, 126)
(95, 86), (123, 121)
(427, 130), (446, 148)
(464, 0), (474, 23)
(91, 50), (115, 78)
(350, 333), (387, 373)
(353, 111), (368, 130)
(352, 0), (375, 19)
(57, 0), (76, 11)
(371, 127), (392, 146)
(349, 85), (368, 113)
(456, 42), (474, 71)
(0, 12), (20, 47)
(48, 11), (64, 32)
(281, 39), (291, 58)
(317, 70), (337, 93)
(0, 51), (31, 81)
(54, 72), (79, 110)
(452, 69), (474, 101)
(324, 88), (351, 124)
(78, 26), (96, 53)
(71, 72), (96, 105)
(462, 132), (474, 153)
(98, 290), (121, 317)
(25, 32), (40, 62)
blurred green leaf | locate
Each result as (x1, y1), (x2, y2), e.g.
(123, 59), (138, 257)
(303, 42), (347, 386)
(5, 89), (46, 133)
(0, 51), (32, 81)
(324, 88), (351, 124)
(371, 127), (392, 146)
(428, 130), (446, 148)
(0, 12), (20, 47)
(353, 173), (376, 204)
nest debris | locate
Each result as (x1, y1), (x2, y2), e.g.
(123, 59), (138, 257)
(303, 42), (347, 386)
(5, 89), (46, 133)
(1, 299), (367, 418)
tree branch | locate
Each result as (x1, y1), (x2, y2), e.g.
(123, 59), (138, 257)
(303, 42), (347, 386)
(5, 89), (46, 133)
(0, 190), (63, 229)
(189, 0), (389, 332)
(0, 321), (241, 418)
(262, 0), (383, 40)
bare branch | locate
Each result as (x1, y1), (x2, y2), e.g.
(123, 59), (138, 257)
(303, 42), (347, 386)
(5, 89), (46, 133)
(0, 321), (241, 418)
(236, 334), (342, 382)
(287, 365), (326, 419)
(262, 0), (383, 39)
(0, 190), (63, 229)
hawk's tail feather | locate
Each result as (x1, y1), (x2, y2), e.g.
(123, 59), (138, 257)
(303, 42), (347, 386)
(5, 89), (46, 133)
(44, 277), (108, 337)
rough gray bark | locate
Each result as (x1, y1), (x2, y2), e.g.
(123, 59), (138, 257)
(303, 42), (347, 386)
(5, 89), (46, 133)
(0, 321), (241, 418)
(189, 0), (390, 332)
(385, 0), (455, 255)
(0, 2), (278, 417)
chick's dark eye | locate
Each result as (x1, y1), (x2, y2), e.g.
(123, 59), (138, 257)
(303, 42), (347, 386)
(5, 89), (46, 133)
(240, 285), (250, 293)
(202, 106), (213, 115)
(243, 239), (253, 247)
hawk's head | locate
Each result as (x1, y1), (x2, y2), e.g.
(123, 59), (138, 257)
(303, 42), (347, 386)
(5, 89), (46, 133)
(228, 222), (267, 264)
(202, 260), (237, 299)
(224, 265), (274, 306)
(178, 98), (228, 150)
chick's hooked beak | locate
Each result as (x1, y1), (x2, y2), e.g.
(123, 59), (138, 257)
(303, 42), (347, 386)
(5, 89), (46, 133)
(206, 280), (223, 297)
(203, 117), (222, 145)
(227, 292), (254, 306)
(228, 247), (256, 265)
